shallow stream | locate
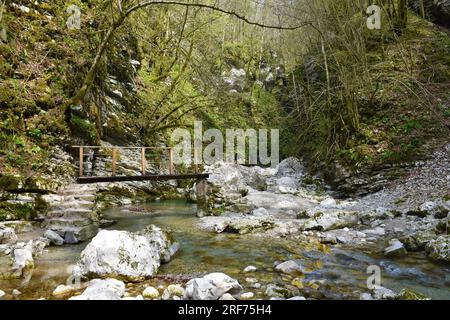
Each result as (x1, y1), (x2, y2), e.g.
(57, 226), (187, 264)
(1, 200), (449, 300)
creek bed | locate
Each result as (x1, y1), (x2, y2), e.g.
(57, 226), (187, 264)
(0, 200), (449, 300)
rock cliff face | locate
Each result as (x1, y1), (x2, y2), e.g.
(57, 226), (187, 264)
(410, 0), (450, 27)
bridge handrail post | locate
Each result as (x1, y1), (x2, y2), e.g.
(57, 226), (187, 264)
(79, 147), (84, 177)
(169, 148), (174, 175)
(193, 148), (199, 174)
(141, 147), (146, 176)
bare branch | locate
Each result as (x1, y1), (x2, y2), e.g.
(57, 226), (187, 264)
(126, 1), (312, 30)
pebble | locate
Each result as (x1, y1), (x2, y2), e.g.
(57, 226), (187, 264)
(12, 289), (21, 296)
(52, 285), (75, 298)
(142, 286), (159, 299)
(240, 292), (254, 300)
(251, 283), (262, 289)
(288, 296), (306, 300)
(219, 293), (236, 300)
(243, 265), (257, 273)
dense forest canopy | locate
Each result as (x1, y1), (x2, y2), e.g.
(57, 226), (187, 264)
(0, 0), (449, 183)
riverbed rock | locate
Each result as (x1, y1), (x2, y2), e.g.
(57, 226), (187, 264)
(243, 265), (257, 273)
(425, 235), (450, 262)
(44, 229), (64, 246)
(320, 198), (337, 208)
(206, 162), (248, 194)
(219, 293), (236, 300)
(264, 284), (289, 298)
(12, 248), (34, 276)
(288, 296), (306, 300)
(184, 273), (242, 300)
(396, 288), (430, 300)
(12, 289), (21, 296)
(419, 201), (437, 212)
(207, 215), (275, 235)
(301, 211), (360, 232)
(274, 260), (307, 276)
(383, 239), (407, 258)
(162, 284), (185, 300)
(73, 225), (178, 281)
(244, 189), (315, 216)
(0, 227), (18, 245)
(52, 284), (75, 298)
(252, 208), (269, 216)
(69, 279), (125, 300)
(142, 286), (160, 299)
(400, 231), (437, 252)
(275, 157), (304, 177)
(240, 292), (254, 300)
(371, 286), (397, 300)
(268, 177), (300, 194)
(224, 217), (275, 234)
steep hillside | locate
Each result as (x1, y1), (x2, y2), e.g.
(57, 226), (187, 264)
(283, 5), (450, 195)
(0, 0), (287, 193)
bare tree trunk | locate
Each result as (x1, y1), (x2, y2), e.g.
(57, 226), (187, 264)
(395, 0), (408, 32)
(70, 15), (126, 107)
(419, 0), (425, 18)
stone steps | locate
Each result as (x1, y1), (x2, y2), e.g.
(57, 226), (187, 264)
(54, 200), (95, 210)
(65, 194), (96, 202)
(43, 184), (99, 244)
(47, 217), (93, 229)
(56, 225), (99, 243)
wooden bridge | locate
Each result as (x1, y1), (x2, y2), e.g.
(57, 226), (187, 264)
(74, 146), (209, 184)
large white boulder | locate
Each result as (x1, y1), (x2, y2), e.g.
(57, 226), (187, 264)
(69, 279), (125, 300)
(268, 177), (300, 194)
(206, 162), (248, 193)
(275, 157), (304, 177)
(185, 273), (242, 300)
(73, 225), (178, 281)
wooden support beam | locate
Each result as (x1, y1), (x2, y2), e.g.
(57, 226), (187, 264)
(141, 148), (146, 176)
(193, 148), (199, 174)
(77, 174), (210, 184)
(79, 147), (84, 177)
(112, 148), (117, 176)
(168, 148), (174, 175)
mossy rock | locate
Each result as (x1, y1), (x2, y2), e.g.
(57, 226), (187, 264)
(0, 175), (20, 191)
(0, 202), (36, 221)
(396, 289), (430, 300)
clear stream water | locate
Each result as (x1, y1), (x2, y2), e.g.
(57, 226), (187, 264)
(1, 200), (449, 300)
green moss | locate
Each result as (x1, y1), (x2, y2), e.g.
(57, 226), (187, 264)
(396, 288), (429, 300)
(0, 202), (36, 221)
(70, 114), (99, 143)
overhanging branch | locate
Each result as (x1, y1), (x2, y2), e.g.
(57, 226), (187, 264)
(126, 1), (312, 30)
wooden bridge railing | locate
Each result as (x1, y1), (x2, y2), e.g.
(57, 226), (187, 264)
(73, 146), (199, 178)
